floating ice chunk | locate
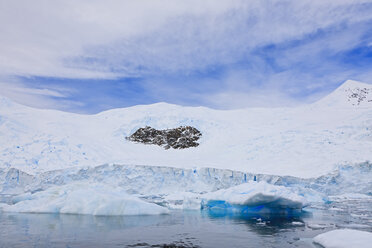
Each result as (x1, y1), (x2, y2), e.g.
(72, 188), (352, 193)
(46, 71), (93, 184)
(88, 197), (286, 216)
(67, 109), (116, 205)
(2, 183), (169, 216)
(336, 224), (371, 229)
(307, 223), (334, 230)
(203, 181), (307, 207)
(201, 181), (307, 215)
(164, 192), (201, 210)
(329, 207), (343, 211)
(329, 193), (372, 200)
(0, 203), (7, 211)
(291, 221), (305, 226)
(313, 229), (372, 248)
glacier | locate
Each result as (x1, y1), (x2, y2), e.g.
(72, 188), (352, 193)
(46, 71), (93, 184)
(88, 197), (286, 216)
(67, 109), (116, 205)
(0, 161), (371, 215)
(1, 80), (372, 216)
(1, 162), (371, 197)
(1, 80), (372, 178)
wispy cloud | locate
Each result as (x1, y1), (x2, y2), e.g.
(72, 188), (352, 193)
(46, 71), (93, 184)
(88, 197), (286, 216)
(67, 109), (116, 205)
(0, 78), (85, 112)
(0, 0), (372, 112)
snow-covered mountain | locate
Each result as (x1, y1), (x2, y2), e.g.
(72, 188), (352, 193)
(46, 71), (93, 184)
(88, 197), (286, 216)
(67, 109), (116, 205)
(1, 80), (372, 178)
(315, 80), (372, 107)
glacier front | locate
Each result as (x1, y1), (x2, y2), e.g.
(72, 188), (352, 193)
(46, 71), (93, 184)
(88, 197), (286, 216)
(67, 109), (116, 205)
(0, 161), (371, 215)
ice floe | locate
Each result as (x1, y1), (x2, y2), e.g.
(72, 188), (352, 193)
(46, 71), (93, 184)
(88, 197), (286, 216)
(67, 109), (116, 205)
(1, 183), (169, 216)
(313, 229), (372, 248)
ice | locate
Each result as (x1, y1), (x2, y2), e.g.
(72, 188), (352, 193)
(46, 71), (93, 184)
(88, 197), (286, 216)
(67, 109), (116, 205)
(0, 162), (370, 217)
(200, 181), (307, 216)
(311, 162), (372, 196)
(203, 181), (306, 207)
(0, 168), (34, 194)
(163, 192), (201, 210)
(1, 161), (372, 211)
(0, 164), (257, 196)
(336, 223), (371, 229)
(291, 221), (305, 226)
(313, 229), (372, 248)
(3, 162), (371, 197)
(1, 183), (169, 216)
(329, 193), (372, 200)
(2, 80), (372, 179)
(308, 223), (335, 230)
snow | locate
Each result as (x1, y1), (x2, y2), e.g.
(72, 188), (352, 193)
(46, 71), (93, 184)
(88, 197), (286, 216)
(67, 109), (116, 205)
(1, 80), (372, 178)
(316, 80), (372, 108)
(1, 79), (372, 216)
(202, 181), (306, 208)
(0, 183), (169, 216)
(313, 229), (372, 248)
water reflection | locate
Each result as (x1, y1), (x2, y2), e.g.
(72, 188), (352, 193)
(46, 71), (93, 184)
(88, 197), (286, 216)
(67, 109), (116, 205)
(0, 203), (371, 248)
(3, 211), (178, 230)
(201, 209), (311, 236)
(0, 210), (312, 248)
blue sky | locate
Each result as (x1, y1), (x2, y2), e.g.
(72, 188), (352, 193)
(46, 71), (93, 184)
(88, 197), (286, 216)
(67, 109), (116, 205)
(1, 0), (372, 113)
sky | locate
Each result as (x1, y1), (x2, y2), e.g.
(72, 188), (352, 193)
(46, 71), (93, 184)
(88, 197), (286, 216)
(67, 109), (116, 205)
(0, 0), (372, 113)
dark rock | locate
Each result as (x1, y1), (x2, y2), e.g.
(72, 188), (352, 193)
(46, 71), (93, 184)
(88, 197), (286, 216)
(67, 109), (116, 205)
(126, 126), (202, 149)
(345, 87), (371, 105)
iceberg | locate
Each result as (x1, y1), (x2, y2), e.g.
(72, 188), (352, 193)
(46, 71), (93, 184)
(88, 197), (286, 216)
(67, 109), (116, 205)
(1, 182), (169, 216)
(201, 181), (307, 216)
(313, 229), (372, 248)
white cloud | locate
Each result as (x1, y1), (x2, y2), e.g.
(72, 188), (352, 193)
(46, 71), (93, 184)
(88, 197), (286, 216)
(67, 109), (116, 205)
(0, 0), (372, 112)
(203, 90), (299, 109)
(0, 79), (85, 112)
(5, 86), (67, 98)
(1, 0), (372, 79)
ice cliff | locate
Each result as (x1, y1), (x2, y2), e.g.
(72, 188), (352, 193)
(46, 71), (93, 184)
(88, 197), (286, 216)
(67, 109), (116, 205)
(0, 161), (371, 215)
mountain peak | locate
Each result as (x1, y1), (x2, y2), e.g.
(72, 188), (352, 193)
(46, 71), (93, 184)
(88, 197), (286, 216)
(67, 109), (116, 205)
(315, 80), (372, 108)
(337, 80), (371, 90)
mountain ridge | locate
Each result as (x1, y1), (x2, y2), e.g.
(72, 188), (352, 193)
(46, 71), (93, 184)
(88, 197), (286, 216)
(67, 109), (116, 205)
(314, 80), (372, 108)
(1, 79), (372, 178)
(1, 80), (372, 115)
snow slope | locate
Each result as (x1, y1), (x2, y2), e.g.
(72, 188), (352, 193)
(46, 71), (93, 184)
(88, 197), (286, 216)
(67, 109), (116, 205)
(1, 80), (372, 178)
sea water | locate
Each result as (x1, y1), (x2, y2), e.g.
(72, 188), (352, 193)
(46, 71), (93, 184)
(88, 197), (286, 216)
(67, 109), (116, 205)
(1, 197), (371, 248)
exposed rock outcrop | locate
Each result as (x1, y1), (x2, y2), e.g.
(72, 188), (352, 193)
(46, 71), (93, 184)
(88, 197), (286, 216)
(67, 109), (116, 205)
(126, 126), (202, 149)
(346, 87), (372, 105)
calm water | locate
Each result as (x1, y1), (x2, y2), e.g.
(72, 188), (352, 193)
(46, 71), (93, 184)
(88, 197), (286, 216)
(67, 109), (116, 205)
(0, 197), (372, 248)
